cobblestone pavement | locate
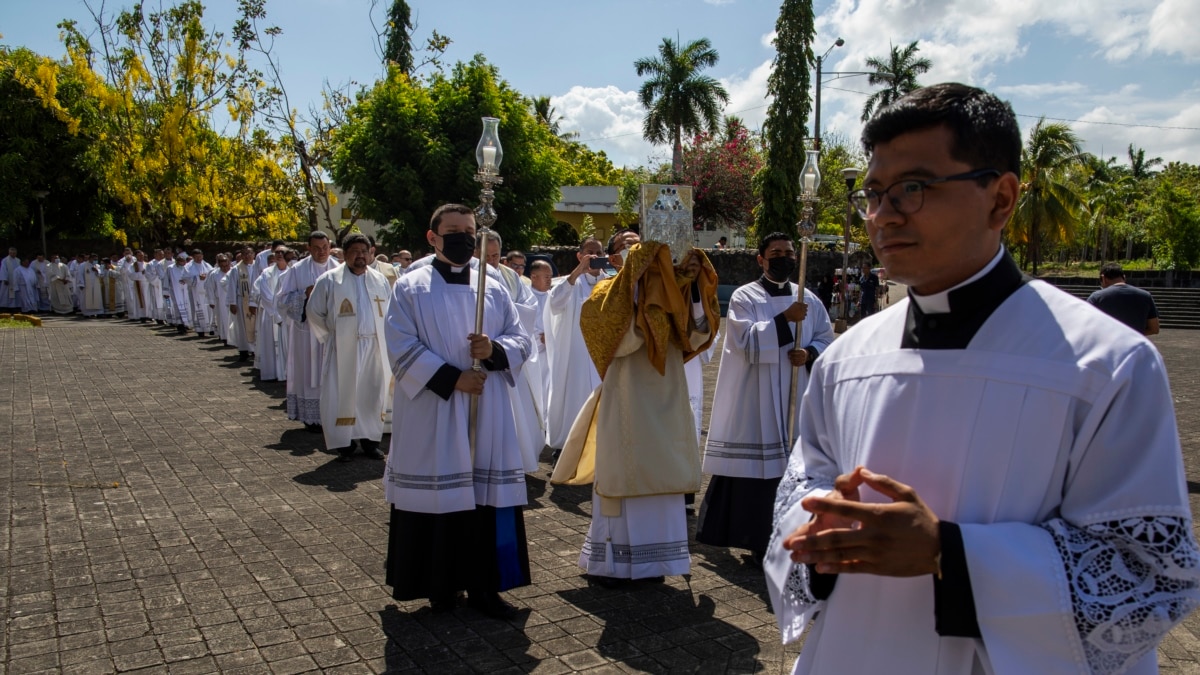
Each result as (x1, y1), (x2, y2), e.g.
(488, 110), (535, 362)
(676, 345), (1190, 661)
(3, 315), (1200, 674)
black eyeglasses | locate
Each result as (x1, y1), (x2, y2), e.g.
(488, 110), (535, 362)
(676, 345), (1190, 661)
(848, 168), (1001, 219)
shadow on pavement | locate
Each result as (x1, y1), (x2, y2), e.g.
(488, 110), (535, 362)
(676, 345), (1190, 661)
(557, 583), (761, 672)
(691, 542), (774, 608)
(543, 481), (590, 518)
(267, 427), (324, 457)
(379, 602), (533, 672)
(293, 455), (384, 492)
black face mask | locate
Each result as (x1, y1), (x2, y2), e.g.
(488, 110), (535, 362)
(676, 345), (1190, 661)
(438, 231), (476, 266)
(767, 256), (796, 282)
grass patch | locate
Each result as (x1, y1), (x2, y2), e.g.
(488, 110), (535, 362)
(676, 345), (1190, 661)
(0, 317), (35, 329)
(1035, 259), (1158, 276)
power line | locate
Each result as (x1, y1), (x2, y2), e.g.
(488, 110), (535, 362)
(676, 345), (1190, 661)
(574, 87), (1200, 144)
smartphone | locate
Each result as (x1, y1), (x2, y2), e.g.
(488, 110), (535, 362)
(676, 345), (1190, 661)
(589, 258), (608, 270)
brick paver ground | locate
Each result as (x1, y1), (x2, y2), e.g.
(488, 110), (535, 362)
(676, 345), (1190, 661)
(3, 314), (1200, 673)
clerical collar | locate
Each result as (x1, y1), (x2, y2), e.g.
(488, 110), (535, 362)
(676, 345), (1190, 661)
(758, 275), (792, 297)
(901, 247), (1029, 350)
(432, 258), (470, 285)
(909, 247), (1005, 315)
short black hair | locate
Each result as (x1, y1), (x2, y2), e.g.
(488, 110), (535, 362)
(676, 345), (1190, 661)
(607, 228), (634, 254)
(342, 233), (371, 252)
(580, 236), (602, 253)
(758, 232), (792, 257)
(307, 231), (330, 245)
(861, 82), (1021, 178)
(429, 203), (475, 233)
(272, 239), (284, 247)
(1100, 263), (1125, 281)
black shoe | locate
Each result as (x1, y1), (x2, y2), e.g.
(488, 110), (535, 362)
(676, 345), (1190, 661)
(238, 351), (250, 361)
(304, 423), (322, 434)
(363, 446), (385, 460)
(335, 453), (354, 463)
(467, 592), (518, 620)
(639, 576), (665, 584)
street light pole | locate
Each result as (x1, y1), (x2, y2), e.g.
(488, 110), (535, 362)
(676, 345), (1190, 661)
(33, 190), (49, 259)
(813, 38), (844, 152)
(838, 168), (859, 333)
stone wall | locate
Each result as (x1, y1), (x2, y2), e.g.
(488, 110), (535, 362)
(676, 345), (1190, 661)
(527, 246), (849, 287)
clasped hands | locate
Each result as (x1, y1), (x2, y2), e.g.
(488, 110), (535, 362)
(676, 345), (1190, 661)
(454, 334), (493, 395)
(783, 466), (942, 578)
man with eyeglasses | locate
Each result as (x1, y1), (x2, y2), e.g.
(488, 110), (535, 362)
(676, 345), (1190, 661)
(767, 83), (1199, 674)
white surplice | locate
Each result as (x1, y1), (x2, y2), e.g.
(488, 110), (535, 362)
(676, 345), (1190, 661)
(47, 261), (74, 314)
(164, 261), (191, 326)
(383, 262), (531, 514)
(144, 259), (164, 321)
(276, 256), (338, 423)
(309, 265), (390, 450)
(494, 263), (545, 473)
(81, 262), (104, 316)
(1, 254), (21, 308)
(252, 265), (287, 381)
(16, 265), (37, 313)
(704, 283), (834, 479)
(207, 269), (231, 342)
(528, 287), (551, 437)
(766, 273), (1200, 675)
(543, 273), (602, 450)
(226, 262), (256, 352)
(184, 260), (214, 333)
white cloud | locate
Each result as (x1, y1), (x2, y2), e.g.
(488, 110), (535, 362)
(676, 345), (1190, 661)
(995, 82), (1089, 98)
(552, 86), (662, 168)
(1148, 0), (1200, 59)
(703, 0), (735, 5)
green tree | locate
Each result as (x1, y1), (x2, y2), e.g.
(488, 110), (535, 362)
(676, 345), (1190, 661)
(382, 0), (413, 73)
(52, 2), (305, 244)
(634, 37), (729, 180)
(860, 40), (931, 122)
(1009, 119), (1088, 274)
(331, 56), (564, 251)
(531, 95), (578, 141)
(752, 0), (815, 242)
(1127, 143), (1163, 179)
(1147, 178), (1200, 270)
(0, 46), (110, 243)
(1081, 154), (1131, 263)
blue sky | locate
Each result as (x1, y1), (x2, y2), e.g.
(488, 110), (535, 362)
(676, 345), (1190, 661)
(4, 0), (1199, 170)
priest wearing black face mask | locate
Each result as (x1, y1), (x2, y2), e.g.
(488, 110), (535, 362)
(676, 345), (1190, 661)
(382, 203), (534, 620)
(695, 232), (835, 567)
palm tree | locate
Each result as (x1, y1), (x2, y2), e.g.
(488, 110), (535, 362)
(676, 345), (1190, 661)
(635, 36), (730, 180)
(1127, 143), (1163, 179)
(1083, 155), (1131, 263)
(531, 95), (578, 141)
(860, 41), (932, 122)
(1011, 119), (1089, 275)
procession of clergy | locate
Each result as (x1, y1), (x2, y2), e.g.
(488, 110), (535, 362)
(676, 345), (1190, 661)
(0, 218), (824, 616)
(8, 81), (1200, 674)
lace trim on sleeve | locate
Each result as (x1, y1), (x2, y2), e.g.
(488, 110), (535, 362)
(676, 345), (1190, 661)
(1042, 515), (1200, 675)
(770, 463), (835, 608)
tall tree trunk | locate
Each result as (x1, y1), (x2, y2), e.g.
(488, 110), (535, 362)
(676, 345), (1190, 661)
(1031, 209), (1040, 276)
(672, 127), (682, 183)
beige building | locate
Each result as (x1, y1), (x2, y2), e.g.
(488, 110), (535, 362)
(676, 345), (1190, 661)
(551, 186), (622, 244)
(315, 184), (382, 240)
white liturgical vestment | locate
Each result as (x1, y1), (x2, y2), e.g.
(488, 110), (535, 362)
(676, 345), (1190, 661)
(766, 251), (1200, 675)
(309, 265), (390, 450)
(543, 272), (602, 450)
(384, 262), (531, 514)
(704, 282), (833, 479)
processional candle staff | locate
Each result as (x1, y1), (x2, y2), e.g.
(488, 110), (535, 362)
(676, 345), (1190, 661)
(787, 148), (820, 449)
(469, 117), (503, 461)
